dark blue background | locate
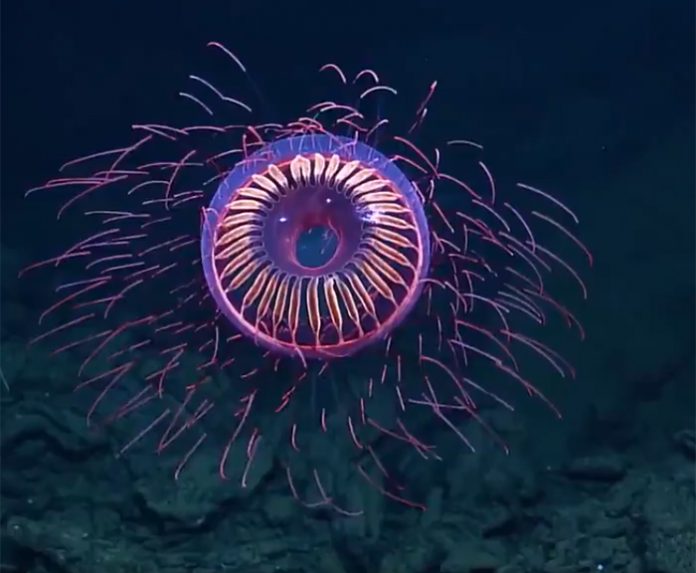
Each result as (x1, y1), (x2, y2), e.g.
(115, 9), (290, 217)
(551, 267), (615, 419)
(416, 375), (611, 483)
(1, 2), (693, 572)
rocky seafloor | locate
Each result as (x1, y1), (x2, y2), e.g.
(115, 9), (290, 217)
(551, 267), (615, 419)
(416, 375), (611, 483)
(0, 351), (693, 573)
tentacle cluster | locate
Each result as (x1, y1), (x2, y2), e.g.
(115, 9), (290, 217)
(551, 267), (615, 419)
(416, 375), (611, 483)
(22, 43), (590, 513)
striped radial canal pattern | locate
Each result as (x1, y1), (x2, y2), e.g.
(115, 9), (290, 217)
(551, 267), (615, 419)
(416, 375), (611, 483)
(210, 151), (427, 357)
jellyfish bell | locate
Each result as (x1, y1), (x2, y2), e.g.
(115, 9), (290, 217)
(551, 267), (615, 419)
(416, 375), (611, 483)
(201, 134), (431, 360)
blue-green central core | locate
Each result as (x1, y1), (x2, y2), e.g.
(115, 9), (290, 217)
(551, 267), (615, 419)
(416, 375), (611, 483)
(295, 225), (339, 268)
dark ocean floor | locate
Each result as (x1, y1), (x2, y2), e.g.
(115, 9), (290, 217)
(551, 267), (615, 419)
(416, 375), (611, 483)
(0, 328), (693, 573)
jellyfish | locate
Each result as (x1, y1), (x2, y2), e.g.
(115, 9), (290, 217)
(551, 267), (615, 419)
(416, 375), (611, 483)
(21, 43), (591, 512)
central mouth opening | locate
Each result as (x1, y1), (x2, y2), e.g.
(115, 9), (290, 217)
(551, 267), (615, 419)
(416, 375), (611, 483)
(295, 224), (339, 268)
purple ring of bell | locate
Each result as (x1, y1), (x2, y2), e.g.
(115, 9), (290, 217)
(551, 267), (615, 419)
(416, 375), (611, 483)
(201, 134), (431, 359)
